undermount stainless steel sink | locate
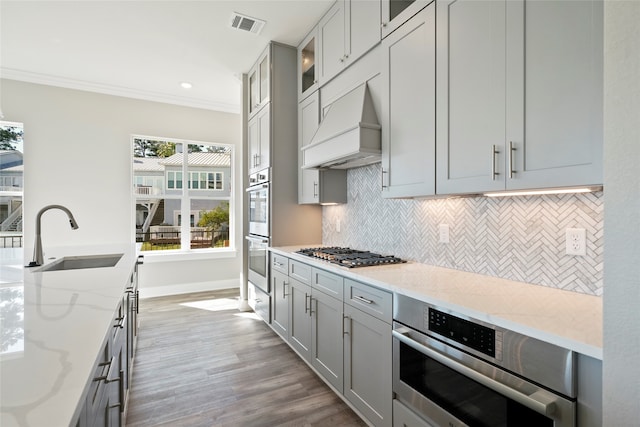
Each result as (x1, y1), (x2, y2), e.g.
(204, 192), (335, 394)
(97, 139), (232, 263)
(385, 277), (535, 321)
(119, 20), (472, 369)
(37, 254), (124, 272)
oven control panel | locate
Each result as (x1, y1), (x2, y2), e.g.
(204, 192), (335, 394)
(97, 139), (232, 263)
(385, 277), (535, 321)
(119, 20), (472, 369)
(428, 308), (496, 358)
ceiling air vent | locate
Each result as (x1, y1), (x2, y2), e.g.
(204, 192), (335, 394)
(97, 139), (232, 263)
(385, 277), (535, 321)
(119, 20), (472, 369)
(230, 12), (266, 35)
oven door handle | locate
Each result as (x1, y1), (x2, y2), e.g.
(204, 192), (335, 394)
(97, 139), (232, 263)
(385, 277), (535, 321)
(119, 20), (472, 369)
(392, 329), (557, 417)
(245, 184), (269, 192)
(245, 236), (269, 245)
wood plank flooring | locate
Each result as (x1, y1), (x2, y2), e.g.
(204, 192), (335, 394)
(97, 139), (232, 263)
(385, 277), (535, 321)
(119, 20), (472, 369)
(125, 289), (367, 427)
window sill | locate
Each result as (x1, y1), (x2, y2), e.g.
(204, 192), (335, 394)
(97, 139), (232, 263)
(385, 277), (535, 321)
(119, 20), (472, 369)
(141, 247), (237, 263)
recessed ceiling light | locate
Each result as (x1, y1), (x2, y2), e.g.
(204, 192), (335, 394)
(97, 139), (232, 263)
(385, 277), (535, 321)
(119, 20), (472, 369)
(181, 82), (193, 89)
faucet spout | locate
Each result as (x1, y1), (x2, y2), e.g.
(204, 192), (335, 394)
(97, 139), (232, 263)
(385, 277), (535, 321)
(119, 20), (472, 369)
(28, 204), (79, 267)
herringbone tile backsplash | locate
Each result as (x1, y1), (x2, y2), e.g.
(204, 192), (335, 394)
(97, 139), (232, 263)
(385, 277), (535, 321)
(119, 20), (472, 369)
(323, 163), (603, 296)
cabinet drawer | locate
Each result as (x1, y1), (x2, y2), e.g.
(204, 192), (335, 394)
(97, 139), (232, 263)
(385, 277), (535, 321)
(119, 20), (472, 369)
(271, 253), (289, 274)
(312, 267), (344, 300)
(289, 259), (312, 285)
(344, 279), (392, 323)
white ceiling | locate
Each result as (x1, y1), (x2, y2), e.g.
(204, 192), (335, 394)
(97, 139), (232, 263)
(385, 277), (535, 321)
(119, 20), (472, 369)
(0, 0), (335, 114)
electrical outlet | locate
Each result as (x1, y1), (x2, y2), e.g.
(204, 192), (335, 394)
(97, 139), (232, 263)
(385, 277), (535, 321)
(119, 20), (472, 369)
(565, 228), (586, 256)
(336, 219), (341, 233)
(439, 224), (450, 244)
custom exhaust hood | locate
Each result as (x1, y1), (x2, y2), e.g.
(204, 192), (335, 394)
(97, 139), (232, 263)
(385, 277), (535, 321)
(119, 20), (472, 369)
(302, 83), (381, 169)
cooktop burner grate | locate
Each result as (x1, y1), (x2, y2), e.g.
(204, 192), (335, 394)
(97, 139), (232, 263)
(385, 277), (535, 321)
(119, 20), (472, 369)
(295, 247), (406, 268)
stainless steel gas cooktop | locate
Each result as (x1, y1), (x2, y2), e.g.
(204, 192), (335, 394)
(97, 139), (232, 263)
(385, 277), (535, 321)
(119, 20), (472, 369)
(295, 247), (406, 268)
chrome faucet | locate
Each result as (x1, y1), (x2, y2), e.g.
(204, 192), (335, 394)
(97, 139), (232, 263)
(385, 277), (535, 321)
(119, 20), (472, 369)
(28, 204), (79, 267)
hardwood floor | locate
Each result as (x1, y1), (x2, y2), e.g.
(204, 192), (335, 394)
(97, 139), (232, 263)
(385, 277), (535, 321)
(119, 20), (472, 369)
(125, 289), (367, 427)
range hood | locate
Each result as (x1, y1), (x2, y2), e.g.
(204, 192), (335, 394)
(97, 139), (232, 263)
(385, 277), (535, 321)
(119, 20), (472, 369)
(302, 83), (381, 170)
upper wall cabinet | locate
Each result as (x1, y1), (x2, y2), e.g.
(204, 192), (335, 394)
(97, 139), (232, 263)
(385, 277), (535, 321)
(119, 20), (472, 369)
(298, 91), (347, 204)
(381, 3), (435, 198)
(318, 0), (381, 87)
(248, 46), (271, 119)
(436, 0), (603, 195)
(381, 0), (432, 39)
(298, 27), (319, 101)
(248, 104), (271, 174)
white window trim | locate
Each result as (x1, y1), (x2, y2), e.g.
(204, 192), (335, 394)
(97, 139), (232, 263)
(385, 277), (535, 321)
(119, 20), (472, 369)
(131, 134), (234, 256)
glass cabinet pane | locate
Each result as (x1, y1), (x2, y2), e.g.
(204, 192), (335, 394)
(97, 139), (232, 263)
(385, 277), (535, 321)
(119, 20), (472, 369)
(259, 55), (269, 104)
(301, 37), (316, 94)
(390, 0), (417, 21)
(249, 69), (258, 111)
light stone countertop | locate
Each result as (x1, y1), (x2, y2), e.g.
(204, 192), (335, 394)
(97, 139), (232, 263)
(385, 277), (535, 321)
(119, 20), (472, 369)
(271, 245), (603, 360)
(1, 244), (139, 427)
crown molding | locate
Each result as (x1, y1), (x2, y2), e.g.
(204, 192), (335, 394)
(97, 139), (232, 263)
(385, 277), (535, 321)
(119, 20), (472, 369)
(0, 68), (241, 114)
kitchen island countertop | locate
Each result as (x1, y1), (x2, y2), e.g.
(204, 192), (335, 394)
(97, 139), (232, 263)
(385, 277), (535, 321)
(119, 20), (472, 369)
(271, 245), (603, 360)
(1, 244), (139, 427)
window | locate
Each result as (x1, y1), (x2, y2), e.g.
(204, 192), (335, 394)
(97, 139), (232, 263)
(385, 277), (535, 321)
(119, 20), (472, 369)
(132, 136), (233, 252)
(0, 121), (24, 249)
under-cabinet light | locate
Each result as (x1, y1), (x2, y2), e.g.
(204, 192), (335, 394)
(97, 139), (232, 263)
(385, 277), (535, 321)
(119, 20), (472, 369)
(180, 82), (193, 89)
(483, 187), (601, 197)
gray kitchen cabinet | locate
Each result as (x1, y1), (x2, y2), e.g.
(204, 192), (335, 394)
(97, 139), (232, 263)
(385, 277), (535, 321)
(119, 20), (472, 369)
(247, 103), (271, 175)
(381, 0), (431, 39)
(247, 46), (270, 119)
(271, 269), (290, 339)
(318, 0), (381, 86)
(311, 286), (344, 392)
(289, 277), (313, 361)
(298, 90), (347, 204)
(381, 3), (435, 198)
(266, 252), (395, 427)
(298, 26), (319, 102)
(436, 0), (603, 195)
(84, 300), (126, 427)
(343, 300), (392, 427)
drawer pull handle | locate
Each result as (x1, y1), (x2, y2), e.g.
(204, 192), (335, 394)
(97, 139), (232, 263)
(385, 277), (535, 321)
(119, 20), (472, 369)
(353, 295), (374, 305)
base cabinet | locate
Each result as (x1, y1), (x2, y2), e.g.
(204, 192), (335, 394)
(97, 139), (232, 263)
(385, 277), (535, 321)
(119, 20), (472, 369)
(289, 277), (313, 361)
(77, 257), (141, 427)
(311, 287), (344, 391)
(344, 304), (392, 427)
(271, 269), (290, 339)
(268, 251), (393, 427)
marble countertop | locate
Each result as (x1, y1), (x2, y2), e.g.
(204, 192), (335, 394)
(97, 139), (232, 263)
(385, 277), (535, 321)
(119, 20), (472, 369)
(271, 246), (603, 360)
(1, 244), (139, 427)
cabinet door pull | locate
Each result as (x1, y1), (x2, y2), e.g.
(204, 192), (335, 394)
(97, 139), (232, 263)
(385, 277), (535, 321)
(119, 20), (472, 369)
(94, 356), (116, 382)
(310, 297), (316, 316)
(509, 141), (516, 179)
(353, 295), (374, 305)
(313, 181), (318, 198)
(492, 145), (500, 180)
(304, 293), (310, 314)
(282, 281), (289, 298)
(343, 315), (350, 335)
(381, 169), (388, 189)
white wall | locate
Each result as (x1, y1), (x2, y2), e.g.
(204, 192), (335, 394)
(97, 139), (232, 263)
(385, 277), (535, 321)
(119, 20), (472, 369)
(1, 79), (243, 295)
(603, 0), (640, 424)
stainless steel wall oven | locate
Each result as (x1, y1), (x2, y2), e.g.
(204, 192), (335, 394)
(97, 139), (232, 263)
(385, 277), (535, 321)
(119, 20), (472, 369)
(246, 169), (271, 322)
(393, 294), (577, 427)
(247, 169), (269, 238)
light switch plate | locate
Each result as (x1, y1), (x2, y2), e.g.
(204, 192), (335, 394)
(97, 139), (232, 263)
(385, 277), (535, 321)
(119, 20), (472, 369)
(439, 224), (450, 244)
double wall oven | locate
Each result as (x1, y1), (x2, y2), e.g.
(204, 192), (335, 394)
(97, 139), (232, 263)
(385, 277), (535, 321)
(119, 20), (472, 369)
(246, 169), (270, 321)
(393, 293), (577, 427)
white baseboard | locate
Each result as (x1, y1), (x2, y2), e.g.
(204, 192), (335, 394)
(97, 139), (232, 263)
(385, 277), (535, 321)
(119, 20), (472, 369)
(139, 279), (240, 299)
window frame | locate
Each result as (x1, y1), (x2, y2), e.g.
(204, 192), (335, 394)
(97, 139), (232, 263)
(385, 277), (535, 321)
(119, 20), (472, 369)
(131, 134), (235, 258)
